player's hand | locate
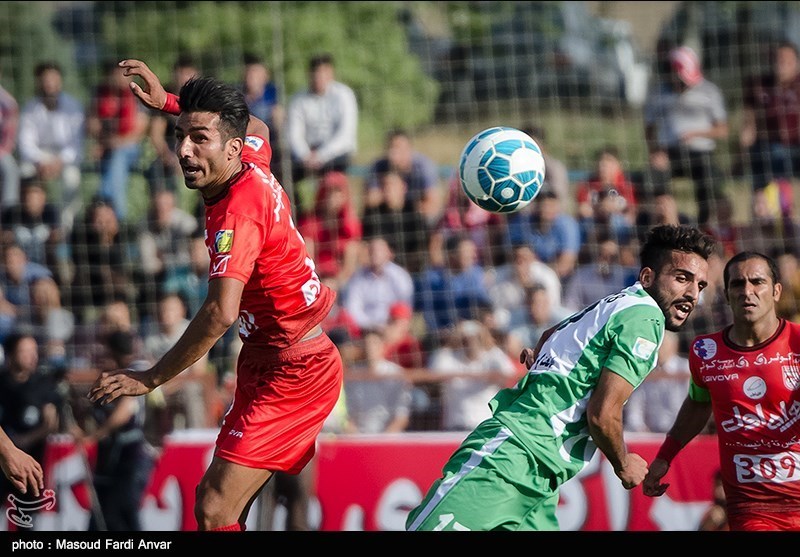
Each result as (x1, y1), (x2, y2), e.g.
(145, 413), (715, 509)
(118, 59), (167, 111)
(642, 458), (671, 497)
(87, 368), (153, 405)
(0, 445), (44, 497)
(519, 347), (537, 368)
(615, 452), (649, 490)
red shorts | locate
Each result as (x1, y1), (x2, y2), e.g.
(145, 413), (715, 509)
(215, 332), (343, 473)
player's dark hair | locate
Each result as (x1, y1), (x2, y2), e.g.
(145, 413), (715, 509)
(178, 76), (250, 141)
(723, 251), (780, 290)
(640, 224), (717, 272)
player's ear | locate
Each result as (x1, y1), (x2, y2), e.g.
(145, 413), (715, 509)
(774, 281), (783, 301)
(228, 137), (244, 160)
(639, 266), (654, 287)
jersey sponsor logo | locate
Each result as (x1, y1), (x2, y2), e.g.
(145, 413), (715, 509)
(214, 230), (234, 253)
(632, 337), (657, 359)
(210, 254), (230, 277)
(743, 376), (767, 400)
(784, 365), (800, 391)
(693, 338), (717, 360)
(244, 136), (264, 151)
(228, 429), (244, 438)
(721, 400), (800, 433)
(238, 310), (257, 338)
(704, 373), (739, 382)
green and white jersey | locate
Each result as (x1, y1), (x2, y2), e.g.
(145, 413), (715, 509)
(489, 281), (664, 480)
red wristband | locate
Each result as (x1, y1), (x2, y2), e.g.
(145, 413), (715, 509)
(163, 93), (181, 115)
(655, 434), (682, 464)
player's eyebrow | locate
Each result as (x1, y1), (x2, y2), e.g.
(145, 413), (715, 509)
(675, 267), (708, 290)
(175, 124), (212, 134)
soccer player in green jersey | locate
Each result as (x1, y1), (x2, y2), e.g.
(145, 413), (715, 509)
(406, 224), (717, 531)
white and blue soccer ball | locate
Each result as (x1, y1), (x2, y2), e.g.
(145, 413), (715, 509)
(458, 126), (546, 214)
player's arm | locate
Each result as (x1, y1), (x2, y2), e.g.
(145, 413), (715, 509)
(587, 368), (649, 490)
(0, 426), (44, 497)
(643, 394), (712, 497)
(88, 277), (243, 404)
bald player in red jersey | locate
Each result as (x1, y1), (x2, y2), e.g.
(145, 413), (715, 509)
(88, 59), (342, 531)
(644, 251), (800, 531)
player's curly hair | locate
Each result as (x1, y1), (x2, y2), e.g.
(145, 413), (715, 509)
(640, 224), (718, 272)
(178, 76), (250, 142)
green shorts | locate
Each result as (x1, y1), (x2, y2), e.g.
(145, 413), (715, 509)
(405, 419), (561, 531)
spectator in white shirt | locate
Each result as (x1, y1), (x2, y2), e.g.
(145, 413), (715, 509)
(341, 237), (414, 334)
(17, 62), (85, 231)
(429, 319), (516, 431)
(286, 53), (357, 211)
(0, 75), (19, 210)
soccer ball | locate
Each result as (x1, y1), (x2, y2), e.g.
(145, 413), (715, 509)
(458, 126), (546, 214)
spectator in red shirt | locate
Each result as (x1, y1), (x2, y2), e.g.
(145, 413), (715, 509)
(86, 59), (150, 221)
(297, 170), (362, 288)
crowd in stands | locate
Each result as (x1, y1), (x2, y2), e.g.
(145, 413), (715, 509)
(3, 37), (800, 474)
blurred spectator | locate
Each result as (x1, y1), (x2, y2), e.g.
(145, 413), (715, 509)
(144, 54), (197, 197)
(383, 301), (424, 370)
(71, 329), (155, 532)
(776, 250), (800, 322)
(575, 145), (637, 232)
(740, 41), (800, 200)
(701, 196), (742, 260)
(0, 333), (62, 512)
(524, 125), (571, 212)
(505, 190), (582, 282)
(0, 72), (19, 210)
(27, 276), (74, 372)
(142, 292), (216, 432)
(644, 45), (729, 226)
(67, 297), (138, 373)
(738, 182), (800, 256)
(68, 197), (137, 323)
(363, 129), (442, 224)
(635, 187), (693, 244)
(0, 285), (16, 346)
(240, 52), (285, 182)
(428, 319), (516, 432)
(563, 237), (638, 312)
(343, 329), (412, 434)
(361, 169), (429, 274)
(486, 243), (561, 332)
(162, 231), (210, 318)
(0, 242), (53, 327)
(433, 173), (509, 268)
(341, 237), (414, 333)
(286, 53), (358, 210)
(17, 61), (84, 230)
(508, 284), (572, 347)
(0, 178), (62, 271)
(297, 171), (362, 288)
(86, 59), (150, 221)
(414, 234), (492, 341)
(135, 188), (198, 324)
(624, 330), (690, 433)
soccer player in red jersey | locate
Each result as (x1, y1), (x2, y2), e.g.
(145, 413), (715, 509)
(644, 251), (800, 531)
(88, 59), (343, 531)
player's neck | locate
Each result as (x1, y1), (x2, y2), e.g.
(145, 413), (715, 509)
(728, 315), (781, 347)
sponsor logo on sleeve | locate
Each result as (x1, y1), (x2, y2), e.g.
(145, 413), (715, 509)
(214, 230), (234, 254)
(633, 337), (657, 360)
(244, 136), (264, 151)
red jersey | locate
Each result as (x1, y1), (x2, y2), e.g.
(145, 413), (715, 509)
(202, 134), (335, 349)
(689, 319), (800, 516)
